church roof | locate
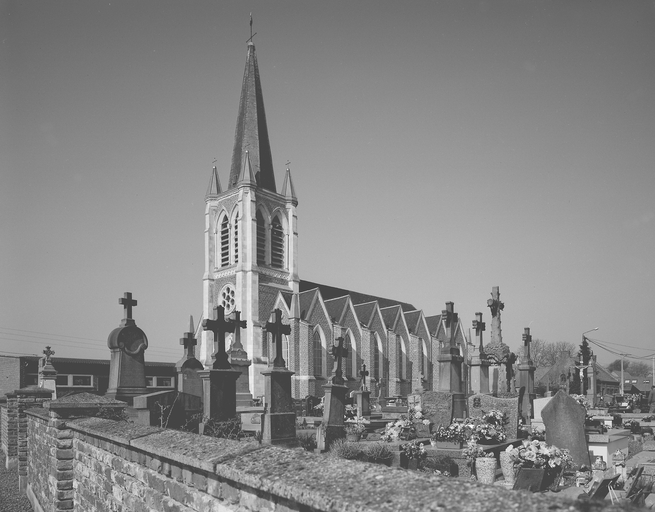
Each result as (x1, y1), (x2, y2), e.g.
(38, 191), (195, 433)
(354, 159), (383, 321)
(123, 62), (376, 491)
(380, 305), (402, 331)
(324, 296), (349, 324)
(228, 42), (276, 192)
(353, 301), (377, 328)
(299, 280), (416, 312)
(403, 310), (422, 334)
(425, 315), (441, 336)
(298, 289), (319, 320)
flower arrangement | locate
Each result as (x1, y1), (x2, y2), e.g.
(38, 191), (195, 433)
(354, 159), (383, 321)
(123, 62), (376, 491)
(570, 394), (591, 411)
(505, 440), (573, 471)
(345, 415), (369, 435)
(400, 440), (428, 461)
(344, 404), (357, 421)
(464, 417), (507, 444)
(431, 422), (468, 443)
(462, 440), (493, 466)
(381, 416), (416, 442)
(529, 425), (546, 441)
(408, 405), (432, 426)
(481, 409), (508, 427)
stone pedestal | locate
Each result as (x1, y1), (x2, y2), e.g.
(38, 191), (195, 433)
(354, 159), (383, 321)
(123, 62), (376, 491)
(106, 322), (148, 405)
(517, 362), (536, 423)
(470, 359), (490, 395)
(437, 352), (466, 419)
(38, 361), (58, 400)
(229, 350), (253, 408)
(261, 367), (296, 444)
(198, 369), (240, 433)
(353, 390), (371, 417)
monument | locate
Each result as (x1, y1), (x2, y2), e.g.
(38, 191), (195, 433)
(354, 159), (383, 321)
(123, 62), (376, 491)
(261, 309), (296, 444)
(106, 292), (148, 404)
(484, 286), (516, 394)
(542, 390), (591, 468)
(318, 335), (349, 449)
(353, 363), (371, 417)
(436, 302), (466, 418)
(38, 345), (58, 399)
(516, 327), (536, 423)
(469, 312), (490, 395)
(199, 305), (241, 431)
(227, 310), (252, 408)
(176, 316), (203, 397)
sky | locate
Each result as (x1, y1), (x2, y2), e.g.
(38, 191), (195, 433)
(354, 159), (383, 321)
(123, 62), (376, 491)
(2, 1), (655, 368)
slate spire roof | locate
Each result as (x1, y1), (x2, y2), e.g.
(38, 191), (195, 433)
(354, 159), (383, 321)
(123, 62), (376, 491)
(228, 42), (276, 192)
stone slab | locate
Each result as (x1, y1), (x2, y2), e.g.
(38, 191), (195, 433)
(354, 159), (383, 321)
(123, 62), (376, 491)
(468, 393), (520, 438)
(419, 391), (454, 428)
(542, 390), (590, 468)
(532, 397), (551, 423)
(70, 417), (163, 444)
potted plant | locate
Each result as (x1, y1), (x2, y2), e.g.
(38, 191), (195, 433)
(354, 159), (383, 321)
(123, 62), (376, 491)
(463, 440), (496, 483)
(381, 416), (416, 442)
(365, 442), (394, 466)
(505, 440), (573, 491)
(431, 422), (468, 449)
(464, 418), (507, 445)
(345, 422), (366, 441)
(400, 440), (427, 470)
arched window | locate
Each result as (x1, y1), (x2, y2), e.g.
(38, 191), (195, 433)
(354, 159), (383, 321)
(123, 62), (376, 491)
(417, 338), (424, 379)
(220, 216), (229, 267)
(282, 334), (289, 368)
(373, 333), (382, 381)
(270, 216), (285, 269)
(397, 336), (404, 380)
(344, 332), (353, 378)
(313, 328), (323, 376)
(256, 211), (266, 265)
(233, 213), (239, 264)
(422, 339), (429, 377)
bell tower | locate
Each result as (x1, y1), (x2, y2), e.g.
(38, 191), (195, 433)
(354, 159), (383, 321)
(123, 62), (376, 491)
(201, 41), (298, 398)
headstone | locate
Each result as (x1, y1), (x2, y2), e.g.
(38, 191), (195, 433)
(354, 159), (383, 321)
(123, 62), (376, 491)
(176, 316), (203, 397)
(261, 309), (295, 444)
(321, 335), (349, 448)
(227, 310), (253, 407)
(353, 363), (371, 417)
(413, 372), (425, 394)
(517, 327), (536, 423)
(436, 302), (466, 419)
(38, 345), (58, 399)
(419, 391), (454, 427)
(542, 390), (591, 468)
(468, 393), (520, 439)
(106, 292), (148, 405)
(199, 306), (241, 430)
(531, 396), (552, 429)
(469, 312), (490, 394)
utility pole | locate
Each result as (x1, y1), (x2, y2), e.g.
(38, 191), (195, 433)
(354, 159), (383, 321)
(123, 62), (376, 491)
(620, 354), (629, 396)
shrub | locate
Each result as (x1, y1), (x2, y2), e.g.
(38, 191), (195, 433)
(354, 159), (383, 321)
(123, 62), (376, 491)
(202, 417), (244, 440)
(365, 443), (394, 464)
(328, 439), (365, 461)
(297, 432), (317, 452)
(628, 440), (643, 459)
(422, 454), (456, 476)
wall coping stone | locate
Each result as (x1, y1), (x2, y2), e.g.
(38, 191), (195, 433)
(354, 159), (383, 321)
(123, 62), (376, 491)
(25, 408), (50, 420)
(70, 417), (164, 444)
(6, 386), (53, 398)
(45, 392), (126, 411)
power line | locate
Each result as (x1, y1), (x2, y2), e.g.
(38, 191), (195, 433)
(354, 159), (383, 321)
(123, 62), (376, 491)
(587, 336), (654, 353)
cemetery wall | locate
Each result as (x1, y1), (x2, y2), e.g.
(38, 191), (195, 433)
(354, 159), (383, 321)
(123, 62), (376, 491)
(19, 411), (623, 512)
(0, 403), (8, 457)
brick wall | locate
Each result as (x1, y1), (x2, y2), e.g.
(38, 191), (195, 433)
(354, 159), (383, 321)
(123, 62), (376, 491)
(1, 403), (8, 460)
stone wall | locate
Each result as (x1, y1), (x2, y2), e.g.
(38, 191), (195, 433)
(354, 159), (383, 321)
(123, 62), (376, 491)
(19, 410), (625, 512)
(1, 403), (8, 460)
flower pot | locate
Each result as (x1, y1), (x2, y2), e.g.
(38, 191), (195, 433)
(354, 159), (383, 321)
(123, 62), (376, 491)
(475, 457), (497, 485)
(435, 440), (463, 450)
(499, 451), (515, 485)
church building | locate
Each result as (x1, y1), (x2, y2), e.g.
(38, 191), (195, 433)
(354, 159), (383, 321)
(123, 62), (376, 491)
(199, 41), (469, 401)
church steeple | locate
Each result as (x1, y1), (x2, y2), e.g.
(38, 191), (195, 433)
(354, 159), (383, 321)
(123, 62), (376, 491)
(228, 42), (276, 192)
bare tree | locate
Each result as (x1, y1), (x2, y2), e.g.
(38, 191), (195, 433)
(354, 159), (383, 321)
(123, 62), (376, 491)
(530, 339), (576, 368)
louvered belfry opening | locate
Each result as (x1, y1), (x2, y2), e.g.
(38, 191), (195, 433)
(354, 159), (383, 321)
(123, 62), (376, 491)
(270, 216), (285, 268)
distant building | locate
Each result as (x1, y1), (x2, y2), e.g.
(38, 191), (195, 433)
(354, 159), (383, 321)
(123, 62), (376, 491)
(0, 355), (176, 398)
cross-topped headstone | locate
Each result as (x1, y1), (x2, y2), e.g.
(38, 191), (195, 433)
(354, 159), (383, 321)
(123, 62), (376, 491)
(472, 312), (485, 345)
(203, 305), (235, 369)
(521, 327), (532, 363)
(119, 292), (137, 325)
(441, 302), (458, 346)
(331, 336), (348, 385)
(265, 309), (290, 368)
(43, 345), (55, 363)
(359, 363), (369, 391)
(180, 316), (197, 359)
(230, 310), (248, 351)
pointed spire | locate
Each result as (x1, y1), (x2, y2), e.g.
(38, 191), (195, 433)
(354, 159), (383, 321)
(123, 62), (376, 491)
(206, 166), (222, 197)
(228, 42), (276, 192)
(189, 315), (195, 334)
(237, 151), (257, 186)
(281, 167), (297, 205)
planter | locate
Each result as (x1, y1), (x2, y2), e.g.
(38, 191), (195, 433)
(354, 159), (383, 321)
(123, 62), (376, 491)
(514, 468), (545, 492)
(475, 457), (497, 485)
(499, 451), (515, 485)
(435, 440), (463, 450)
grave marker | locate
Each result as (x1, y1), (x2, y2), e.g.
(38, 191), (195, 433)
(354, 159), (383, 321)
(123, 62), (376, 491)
(517, 327), (536, 423)
(468, 393), (520, 439)
(419, 391), (455, 427)
(176, 316), (203, 397)
(227, 310), (253, 407)
(436, 302), (466, 419)
(320, 336), (349, 448)
(470, 312), (490, 395)
(38, 345), (58, 399)
(353, 363), (371, 417)
(542, 390), (591, 468)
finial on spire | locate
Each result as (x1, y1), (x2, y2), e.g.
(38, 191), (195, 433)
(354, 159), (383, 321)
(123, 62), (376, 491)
(247, 13), (257, 44)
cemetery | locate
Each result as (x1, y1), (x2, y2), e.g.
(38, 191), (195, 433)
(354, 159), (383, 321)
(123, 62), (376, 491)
(1, 292), (655, 511)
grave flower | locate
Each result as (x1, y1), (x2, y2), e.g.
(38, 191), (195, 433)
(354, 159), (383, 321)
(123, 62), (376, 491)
(400, 440), (428, 461)
(381, 415), (416, 442)
(505, 440), (573, 471)
(431, 422), (468, 443)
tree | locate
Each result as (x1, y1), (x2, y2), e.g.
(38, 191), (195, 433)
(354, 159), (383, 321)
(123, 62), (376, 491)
(578, 337), (592, 394)
(530, 339), (577, 368)
(607, 359), (622, 373)
(606, 360), (650, 377)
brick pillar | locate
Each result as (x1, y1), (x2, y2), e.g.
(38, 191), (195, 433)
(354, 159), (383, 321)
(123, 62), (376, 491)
(3, 393), (18, 470)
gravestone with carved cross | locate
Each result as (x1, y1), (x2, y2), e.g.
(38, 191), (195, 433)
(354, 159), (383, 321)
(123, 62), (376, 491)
(260, 309), (296, 444)
(517, 327), (536, 423)
(226, 310), (252, 407)
(436, 302), (466, 418)
(198, 305), (241, 428)
(352, 363), (371, 418)
(106, 292), (148, 404)
(469, 312), (491, 394)
(38, 345), (58, 398)
(317, 336), (350, 450)
(176, 316), (203, 397)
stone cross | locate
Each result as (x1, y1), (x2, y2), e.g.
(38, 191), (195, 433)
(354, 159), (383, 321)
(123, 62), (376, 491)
(441, 302), (458, 347)
(486, 286), (504, 345)
(230, 310), (248, 351)
(331, 336), (348, 385)
(521, 327), (532, 363)
(180, 316), (197, 358)
(265, 309), (290, 368)
(42, 345), (55, 364)
(359, 363), (369, 391)
(472, 312), (485, 353)
(119, 292), (137, 324)
(203, 305), (235, 370)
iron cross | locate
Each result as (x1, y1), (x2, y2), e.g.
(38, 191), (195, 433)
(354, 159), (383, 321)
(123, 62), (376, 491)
(43, 346), (55, 363)
(119, 292), (137, 322)
(331, 336), (348, 385)
(359, 363), (369, 391)
(521, 327), (532, 362)
(472, 312), (485, 351)
(179, 316), (197, 359)
(203, 305), (235, 369)
(265, 309), (290, 368)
